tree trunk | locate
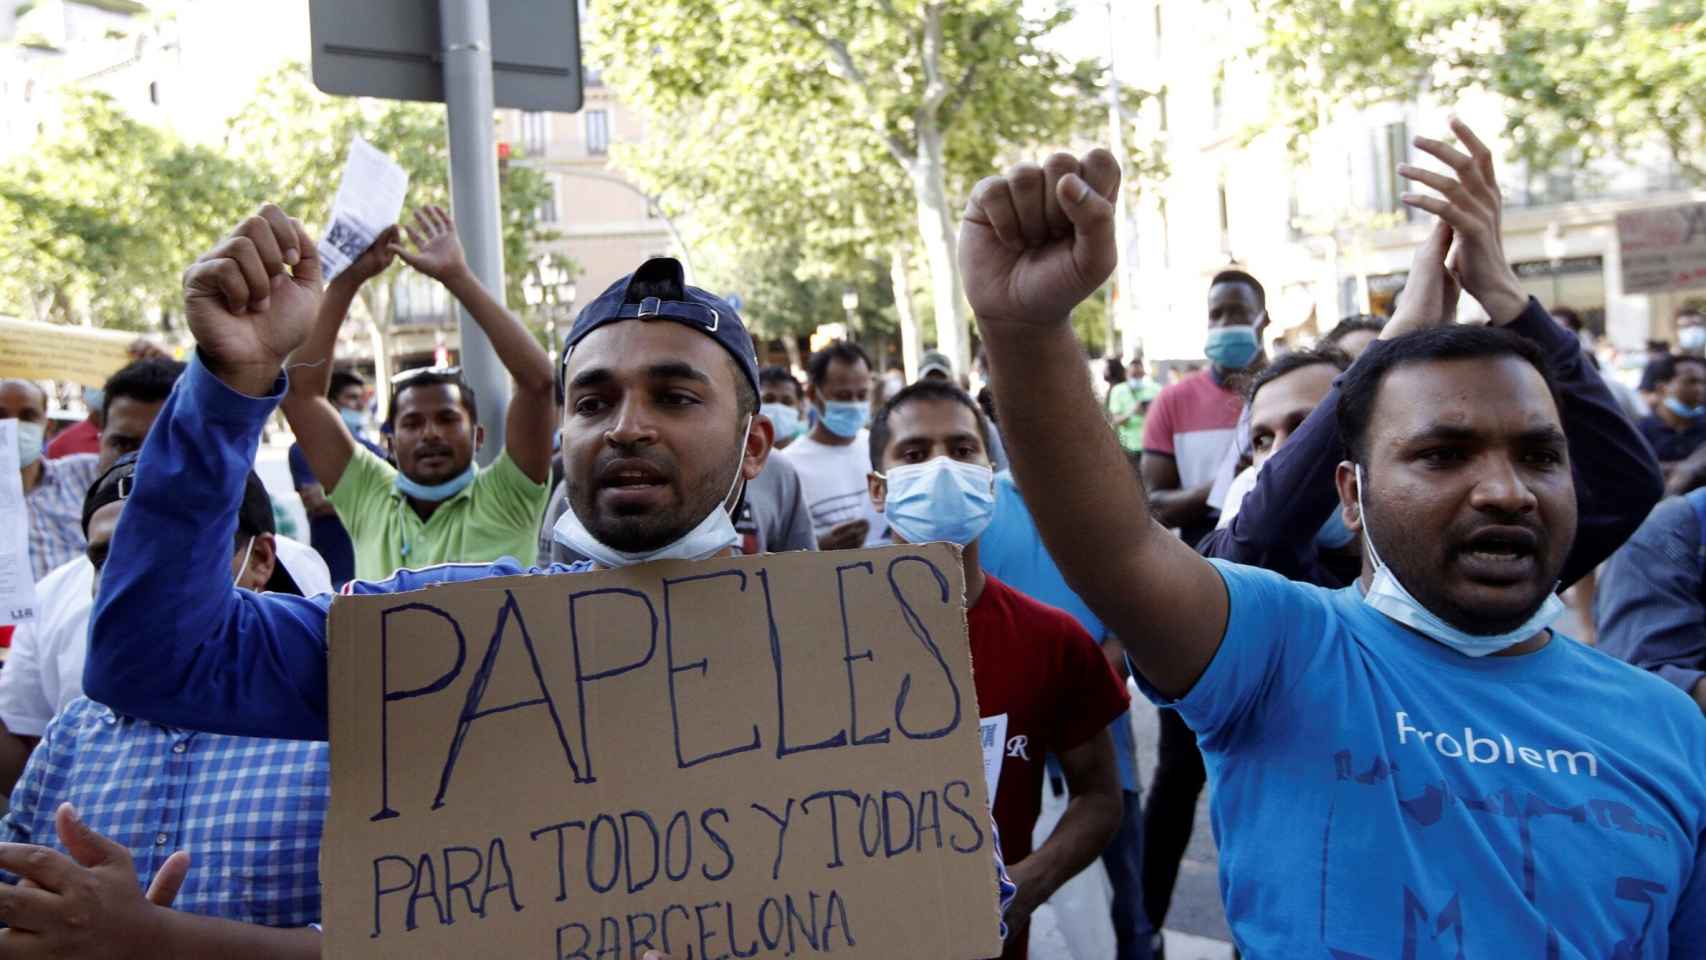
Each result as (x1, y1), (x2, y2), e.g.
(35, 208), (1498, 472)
(781, 334), (803, 375)
(908, 122), (968, 378)
(358, 282), (394, 423)
(890, 244), (923, 381)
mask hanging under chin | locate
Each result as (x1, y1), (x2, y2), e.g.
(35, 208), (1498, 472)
(1355, 465), (1562, 657)
(553, 419), (751, 567)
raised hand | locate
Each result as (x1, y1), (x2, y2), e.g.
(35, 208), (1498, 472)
(1383, 220), (1462, 340)
(336, 224), (400, 290)
(390, 205), (471, 285)
(0, 803), (183, 958)
(183, 203), (321, 396)
(1399, 117), (1528, 324)
(960, 150), (1121, 329)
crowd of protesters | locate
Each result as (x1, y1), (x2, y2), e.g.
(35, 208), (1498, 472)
(3, 113), (1705, 959)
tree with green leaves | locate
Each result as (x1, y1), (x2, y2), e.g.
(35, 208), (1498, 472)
(0, 91), (261, 330)
(1257, 0), (1706, 181)
(593, 0), (1119, 375)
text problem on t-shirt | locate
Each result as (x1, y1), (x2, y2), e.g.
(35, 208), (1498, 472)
(321, 544), (1001, 959)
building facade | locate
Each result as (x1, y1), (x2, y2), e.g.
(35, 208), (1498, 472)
(1115, 0), (1706, 361)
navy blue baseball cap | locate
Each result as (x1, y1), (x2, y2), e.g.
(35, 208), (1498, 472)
(563, 257), (759, 394)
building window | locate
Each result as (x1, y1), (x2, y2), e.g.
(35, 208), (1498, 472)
(521, 111), (549, 156)
(537, 178), (559, 224)
(585, 109), (610, 155)
(1217, 181), (1231, 253)
(1373, 121), (1409, 215)
(1151, 2), (1163, 58)
(147, 80), (159, 105)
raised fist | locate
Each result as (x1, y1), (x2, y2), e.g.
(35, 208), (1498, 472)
(960, 150), (1121, 330)
(182, 203), (322, 396)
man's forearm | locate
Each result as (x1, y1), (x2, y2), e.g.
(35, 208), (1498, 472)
(158, 911), (320, 960)
(441, 268), (554, 395)
(287, 277), (360, 401)
(983, 321), (1159, 610)
(1147, 483), (1211, 530)
(1008, 790), (1122, 910)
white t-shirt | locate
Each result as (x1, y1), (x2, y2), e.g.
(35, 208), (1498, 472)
(0, 556), (93, 736)
(779, 431), (887, 546)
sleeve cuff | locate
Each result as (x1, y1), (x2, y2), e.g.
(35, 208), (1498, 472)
(185, 350), (287, 423)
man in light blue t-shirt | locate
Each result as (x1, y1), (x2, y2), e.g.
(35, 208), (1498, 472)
(967, 121), (1706, 957)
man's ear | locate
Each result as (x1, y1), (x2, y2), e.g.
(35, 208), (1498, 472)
(743, 414), (773, 481)
(244, 533), (278, 589)
(473, 423), (486, 453)
(867, 471), (887, 513)
(1334, 460), (1361, 533)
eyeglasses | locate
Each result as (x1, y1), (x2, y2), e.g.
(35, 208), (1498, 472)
(390, 365), (463, 387)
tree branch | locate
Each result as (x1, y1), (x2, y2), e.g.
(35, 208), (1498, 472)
(784, 13), (915, 166)
(919, 3), (949, 115)
(940, 16), (998, 122)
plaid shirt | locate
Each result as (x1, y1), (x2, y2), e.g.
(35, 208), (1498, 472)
(26, 454), (100, 581)
(1, 698), (328, 927)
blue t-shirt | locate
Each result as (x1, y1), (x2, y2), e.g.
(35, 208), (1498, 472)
(981, 471), (1138, 793)
(1140, 559), (1706, 958)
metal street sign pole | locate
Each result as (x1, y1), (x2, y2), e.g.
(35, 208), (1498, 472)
(439, 0), (510, 465)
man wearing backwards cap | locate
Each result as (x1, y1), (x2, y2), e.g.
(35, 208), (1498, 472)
(0, 452), (330, 957)
(68, 205), (1013, 948)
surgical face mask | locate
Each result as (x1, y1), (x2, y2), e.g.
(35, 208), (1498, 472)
(1665, 397), (1706, 420)
(878, 456), (996, 547)
(395, 463), (477, 502)
(1355, 465), (1562, 656)
(233, 535), (256, 590)
(14, 420), (44, 468)
(1205, 326), (1260, 370)
(818, 399), (868, 439)
(552, 417), (751, 567)
(760, 402), (801, 440)
(339, 407), (369, 434)
(1681, 327), (1706, 352)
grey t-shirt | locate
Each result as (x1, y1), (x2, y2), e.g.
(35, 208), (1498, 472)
(536, 454), (818, 565)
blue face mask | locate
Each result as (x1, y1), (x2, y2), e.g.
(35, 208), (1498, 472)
(879, 456), (996, 546)
(82, 386), (105, 413)
(1205, 326), (1260, 370)
(818, 400), (868, 439)
(761, 402), (802, 440)
(1665, 397), (1706, 420)
(395, 463), (477, 502)
(339, 407), (369, 434)
(1355, 465), (1562, 656)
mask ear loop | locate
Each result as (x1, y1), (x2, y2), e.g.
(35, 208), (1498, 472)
(1354, 463), (1385, 571)
(721, 416), (753, 515)
(234, 535), (256, 589)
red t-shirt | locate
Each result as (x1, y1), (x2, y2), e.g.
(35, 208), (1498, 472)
(969, 574), (1129, 868)
(46, 418), (100, 459)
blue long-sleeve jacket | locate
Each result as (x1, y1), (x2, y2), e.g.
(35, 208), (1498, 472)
(1194, 298), (1664, 589)
(85, 355), (588, 741)
(1597, 493), (1706, 697)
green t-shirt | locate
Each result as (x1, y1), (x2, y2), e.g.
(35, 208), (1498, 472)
(1107, 380), (1156, 453)
(329, 445), (550, 582)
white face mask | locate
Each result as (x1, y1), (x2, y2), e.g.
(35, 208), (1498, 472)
(1356, 465), (1562, 656)
(552, 417), (751, 567)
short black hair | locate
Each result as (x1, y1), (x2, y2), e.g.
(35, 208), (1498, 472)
(868, 379), (991, 466)
(1210, 269), (1265, 311)
(1324, 315), (1385, 345)
(101, 357), (184, 421)
(386, 368), (478, 431)
(1674, 355), (1706, 377)
(807, 341), (872, 387)
(1337, 326), (1560, 463)
(1246, 346), (1351, 406)
(328, 369), (366, 403)
(760, 365), (800, 393)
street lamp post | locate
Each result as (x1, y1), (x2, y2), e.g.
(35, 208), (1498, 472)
(524, 257), (577, 364)
(1542, 223), (1567, 310)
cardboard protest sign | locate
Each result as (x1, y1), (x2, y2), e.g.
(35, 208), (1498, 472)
(0, 316), (138, 387)
(322, 543), (1002, 959)
(1616, 202), (1706, 294)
